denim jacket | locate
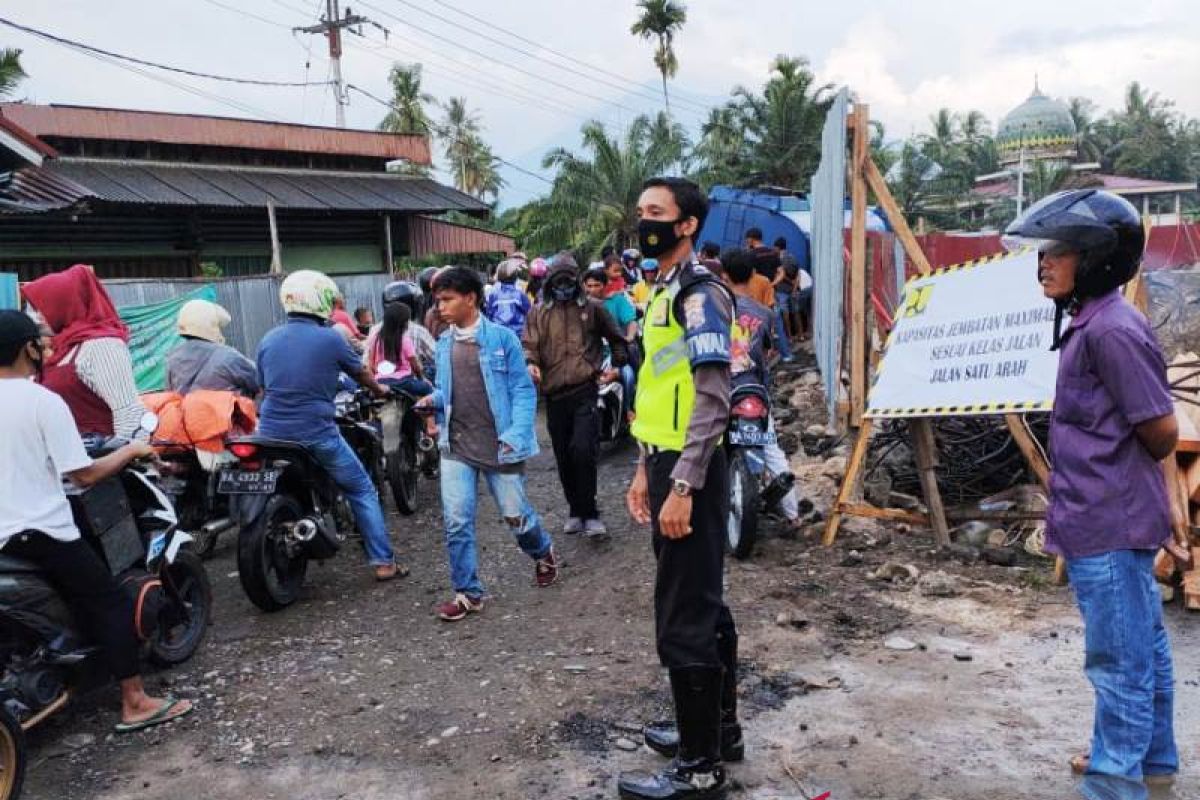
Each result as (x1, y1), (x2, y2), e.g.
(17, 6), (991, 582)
(429, 316), (539, 464)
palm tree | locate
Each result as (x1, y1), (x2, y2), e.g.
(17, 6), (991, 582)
(527, 114), (688, 256)
(378, 63), (434, 135)
(730, 56), (834, 188)
(441, 97), (484, 194)
(630, 0), (687, 115)
(0, 49), (26, 100)
(692, 104), (746, 188)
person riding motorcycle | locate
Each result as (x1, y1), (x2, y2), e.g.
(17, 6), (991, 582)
(372, 280), (436, 378)
(0, 309), (193, 733)
(621, 247), (643, 285)
(166, 299), (259, 397)
(485, 258), (533, 337)
(255, 270), (406, 582)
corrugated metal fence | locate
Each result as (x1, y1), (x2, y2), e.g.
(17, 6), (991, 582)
(103, 273), (393, 357)
(809, 88), (849, 422)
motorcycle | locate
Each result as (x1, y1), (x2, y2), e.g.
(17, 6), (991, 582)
(724, 384), (795, 559)
(155, 444), (239, 559)
(221, 388), (387, 612)
(597, 356), (631, 445)
(0, 417), (212, 799)
(378, 385), (437, 516)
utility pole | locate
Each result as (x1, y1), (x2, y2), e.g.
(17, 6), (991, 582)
(295, 2), (387, 128)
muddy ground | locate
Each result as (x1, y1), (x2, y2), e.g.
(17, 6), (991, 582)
(22, 356), (1200, 800)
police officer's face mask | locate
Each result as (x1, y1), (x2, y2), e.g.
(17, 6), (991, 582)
(637, 217), (689, 259)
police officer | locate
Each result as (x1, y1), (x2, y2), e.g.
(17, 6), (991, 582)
(619, 177), (740, 800)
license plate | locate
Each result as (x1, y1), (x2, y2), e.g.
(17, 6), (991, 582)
(217, 468), (281, 495)
(729, 424), (775, 447)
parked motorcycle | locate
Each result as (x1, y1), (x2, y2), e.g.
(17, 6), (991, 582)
(0, 421), (212, 799)
(155, 444), (239, 558)
(378, 384), (436, 516)
(221, 388), (387, 612)
(597, 357), (631, 445)
(724, 384), (795, 559)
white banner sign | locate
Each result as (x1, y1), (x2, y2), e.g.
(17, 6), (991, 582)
(866, 249), (1059, 418)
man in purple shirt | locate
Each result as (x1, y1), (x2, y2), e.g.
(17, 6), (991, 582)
(1006, 189), (1180, 800)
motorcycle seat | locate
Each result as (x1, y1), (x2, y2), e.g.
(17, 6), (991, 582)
(0, 553), (44, 574)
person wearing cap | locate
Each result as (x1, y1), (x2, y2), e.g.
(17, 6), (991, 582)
(524, 253), (629, 539)
(0, 309), (194, 734)
(166, 299), (259, 397)
(631, 258), (658, 312)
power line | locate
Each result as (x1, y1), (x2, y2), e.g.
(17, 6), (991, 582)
(346, 83), (553, 186)
(0, 16), (331, 88)
(354, 0), (676, 123)
(424, 0), (720, 109)
(380, 0), (710, 117)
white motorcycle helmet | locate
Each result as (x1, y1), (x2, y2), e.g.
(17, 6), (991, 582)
(177, 299), (231, 344)
(279, 270), (339, 320)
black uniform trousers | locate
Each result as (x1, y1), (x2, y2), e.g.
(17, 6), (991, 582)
(647, 447), (736, 669)
(546, 382), (601, 521)
(5, 531), (140, 680)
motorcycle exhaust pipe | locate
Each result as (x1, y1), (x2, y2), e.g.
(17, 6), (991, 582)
(292, 517), (320, 543)
(418, 435), (436, 453)
(760, 472), (796, 508)
(201, 517), (237, 536)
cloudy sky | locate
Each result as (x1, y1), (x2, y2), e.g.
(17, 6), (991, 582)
(3, 0), (1197, 206)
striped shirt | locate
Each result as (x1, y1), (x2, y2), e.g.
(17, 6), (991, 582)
(73, 338), (146, 438)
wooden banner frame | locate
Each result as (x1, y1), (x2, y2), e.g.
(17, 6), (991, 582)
(823, 103), (1052, 552)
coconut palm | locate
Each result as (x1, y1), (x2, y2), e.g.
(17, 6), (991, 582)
(441, 97), (485, 194)
(730, 56), (834, 188)
(0, 48), (26, 100)
(630, 0), (687, 115)
(378, 63), (434, 135)
(692, 104), (747, 189)
(526, 114), (688, 256)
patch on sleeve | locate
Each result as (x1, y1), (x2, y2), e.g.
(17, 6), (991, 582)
(683, 293), (707, 330)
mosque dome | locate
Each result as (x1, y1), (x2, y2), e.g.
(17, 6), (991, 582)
(997, 82), (1077, 160)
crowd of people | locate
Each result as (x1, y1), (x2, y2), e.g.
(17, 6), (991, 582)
(0, 180), (1185, 800)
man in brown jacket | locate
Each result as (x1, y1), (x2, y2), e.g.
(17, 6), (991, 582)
(524, 253), (629, 538)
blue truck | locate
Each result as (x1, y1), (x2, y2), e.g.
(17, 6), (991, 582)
(697, 185), (889, 272)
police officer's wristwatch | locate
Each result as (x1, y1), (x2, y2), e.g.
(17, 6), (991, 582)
(671, 479), (693, 498)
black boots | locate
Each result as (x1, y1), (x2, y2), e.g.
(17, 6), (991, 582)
(617, 667), (727, 800)
(642, 631), (743, 762)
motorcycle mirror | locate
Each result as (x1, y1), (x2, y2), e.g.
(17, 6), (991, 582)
(138, 411), (160, 435)
(378, 360), (397, 376)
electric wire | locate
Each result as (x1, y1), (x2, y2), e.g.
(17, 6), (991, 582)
(0, 16), (331, 88)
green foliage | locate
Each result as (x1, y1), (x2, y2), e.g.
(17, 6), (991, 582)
(0, 48), (26, 100)
(442, 97), (504, 202)
(198, 261), (224, 278)
(630, 0), (688, 113)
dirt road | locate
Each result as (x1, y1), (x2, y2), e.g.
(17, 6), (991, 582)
(22, 398), (1200, 800)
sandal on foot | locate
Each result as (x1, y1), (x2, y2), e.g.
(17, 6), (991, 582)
(115, 697), (193, 734)
(1070, 754), (1174, 786)
(374, 562), (410, 582)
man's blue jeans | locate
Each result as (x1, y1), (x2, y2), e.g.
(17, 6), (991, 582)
(440, 457), (552, 598)
(308, 432), (394, 566)
(1067, 549), (1177, 800)
(773, 289), (794, 359)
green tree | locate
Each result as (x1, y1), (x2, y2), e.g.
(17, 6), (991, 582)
(0, 48), (26, 100)
(378, 63), (434, 135)
(630, 0), (687, 115)
(508, 113), (688, 256)
(691, 105), (747, 189)
(727, 56), (834, 188)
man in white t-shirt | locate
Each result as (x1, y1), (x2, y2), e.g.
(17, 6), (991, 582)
(0, 310), (193, 733)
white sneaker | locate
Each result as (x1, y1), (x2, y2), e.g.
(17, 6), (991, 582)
(562, 517), (584, 535)
(583, 518), (609, 540)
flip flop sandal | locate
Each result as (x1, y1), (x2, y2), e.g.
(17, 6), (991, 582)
(115, 697), (193, 734)
(374, 561), (410, 582)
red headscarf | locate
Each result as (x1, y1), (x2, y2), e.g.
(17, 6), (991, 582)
(22, 264), (128, 366)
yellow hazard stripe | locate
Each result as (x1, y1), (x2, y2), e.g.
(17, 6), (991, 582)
(864, 398), (1052, 419)
(903, 246), (1031, 285)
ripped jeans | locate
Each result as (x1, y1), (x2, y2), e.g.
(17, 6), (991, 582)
(439, 457), (552, 598)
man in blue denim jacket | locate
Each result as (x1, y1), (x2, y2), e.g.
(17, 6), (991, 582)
(416, 267), (558, 622)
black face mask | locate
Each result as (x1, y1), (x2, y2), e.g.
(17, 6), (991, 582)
(638, 218), (688, 259)
(549, 282), (578, 302)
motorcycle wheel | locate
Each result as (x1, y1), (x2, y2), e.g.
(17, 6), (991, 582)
(726, 451), (759, 560)
(237, 494), (309, 612)
(148, 550), (212, 667)
(387, 439), (419, 516)
(0, 705), (25, 800)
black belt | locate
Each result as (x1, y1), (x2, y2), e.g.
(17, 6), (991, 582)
(640, 443), (681, 457)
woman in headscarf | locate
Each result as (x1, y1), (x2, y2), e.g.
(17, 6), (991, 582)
(166, 299), (259, 397)
(22, 265), (146, 438)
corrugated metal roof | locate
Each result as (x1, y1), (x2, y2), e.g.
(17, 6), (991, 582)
(408, 215), (514, 256)
(0, 103), (430, 165)
(1, 158), (489, 215)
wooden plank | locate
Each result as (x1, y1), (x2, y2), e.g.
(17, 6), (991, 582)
(1004, 414), (1050, 490)
(848, 103), (869, 427)
(863, 156), (933, 276)
(1184, 551), (1200, 611)
(910, 418), (951, 548)
(839, 502), (929, 526)
(823, 417), (874, 546)
(1181, 454), (1200, 503)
